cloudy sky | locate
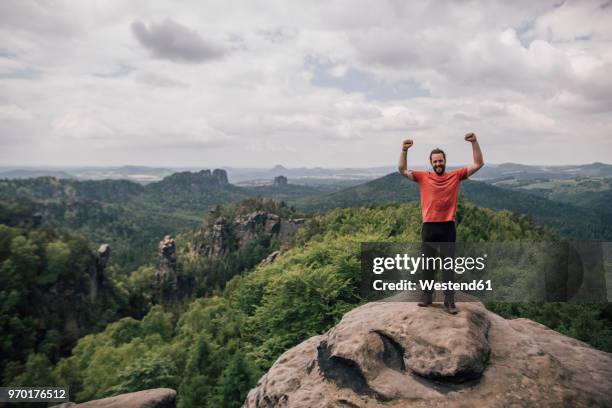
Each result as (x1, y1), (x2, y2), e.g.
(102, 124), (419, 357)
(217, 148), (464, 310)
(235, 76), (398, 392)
(0, 0), (611, 168)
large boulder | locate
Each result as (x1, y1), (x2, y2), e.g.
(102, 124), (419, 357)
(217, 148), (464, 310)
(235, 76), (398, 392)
(243, 300), (612, 407)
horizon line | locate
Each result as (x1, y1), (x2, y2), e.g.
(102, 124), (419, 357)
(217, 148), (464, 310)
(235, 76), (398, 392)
(0, 161), (610, 170)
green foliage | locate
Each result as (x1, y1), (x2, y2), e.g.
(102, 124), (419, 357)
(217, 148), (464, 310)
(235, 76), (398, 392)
(49, 308), (183, 401)
(487, 302), (612, 352)
(0, 223), (129, 384)
(141, 305), (175, 342)
(108, 353), (180, 396)
(210, 343), (258, 408)
(10, 353), (58, 386)
(177, 333), (221, 408)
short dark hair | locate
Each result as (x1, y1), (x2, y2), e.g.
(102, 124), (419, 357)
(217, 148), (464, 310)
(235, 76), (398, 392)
(430, 148), (446, 162)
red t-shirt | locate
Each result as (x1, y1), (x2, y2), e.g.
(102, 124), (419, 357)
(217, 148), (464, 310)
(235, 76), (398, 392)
(411, 167), (468, 222)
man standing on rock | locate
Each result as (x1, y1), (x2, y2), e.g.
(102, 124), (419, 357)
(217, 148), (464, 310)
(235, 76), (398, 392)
(397, 132), (484, 314)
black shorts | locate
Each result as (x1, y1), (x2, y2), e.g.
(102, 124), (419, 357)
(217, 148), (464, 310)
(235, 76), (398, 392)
(421, 220), (456, 243)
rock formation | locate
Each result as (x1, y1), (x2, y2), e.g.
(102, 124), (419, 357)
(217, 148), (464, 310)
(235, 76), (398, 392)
(50, 388), (176, 408)
(244, 296), (612, 407)
(209, 217), (232, 260)
(212, 168), (229, 185)
(274, 175), (288, 187)
(259, 250), (280, 267)
(156, 235), (178, 301)
(204, 211), (305, 261)
(194, 168), (228, 185)
(150, 168), (229, 194)
(89, 243), (110, 301)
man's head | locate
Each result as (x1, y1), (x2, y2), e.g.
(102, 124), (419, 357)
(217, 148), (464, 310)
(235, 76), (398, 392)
(429, 148), (446, 175)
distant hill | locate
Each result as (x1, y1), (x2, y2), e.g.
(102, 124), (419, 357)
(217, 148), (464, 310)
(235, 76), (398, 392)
(488, 176), (612, 218)
(289, 172), (612, 240)
(0, 171), (324, 270)
(0, 169), (76, 179)
(475, 162), (612, 180)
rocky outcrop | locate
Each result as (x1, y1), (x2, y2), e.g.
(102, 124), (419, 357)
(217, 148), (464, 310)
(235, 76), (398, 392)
(50, 388), (176, 408)
(195, 168), (228, 185)
(209, 217), (232, 260)
(244, 297), (612, 407)
(89, 243), (110, 301)
(204, 211), (305, 261)
(212, 168), (229, 185)
(259, 250), (281, 266)
(148, 168), (229, 194)
(232, 211), (304, 251)
(274, 175), (288, 187)
(156, 235), (178, 301)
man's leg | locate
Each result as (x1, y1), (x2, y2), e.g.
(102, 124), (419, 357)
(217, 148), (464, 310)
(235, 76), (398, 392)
(419, 223), (438, 306)
(440, 221), (458, 314)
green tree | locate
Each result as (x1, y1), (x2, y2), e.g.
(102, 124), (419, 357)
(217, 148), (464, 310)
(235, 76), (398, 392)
(178, 333), (221, 408)
(210, 344), (256, 408)
(107, 353), (179, 396)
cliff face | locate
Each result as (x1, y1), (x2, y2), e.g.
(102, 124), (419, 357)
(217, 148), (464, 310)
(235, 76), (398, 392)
(89, 243), (110, 301)
(156, 235), (178, 302)
(195, 210), (305, 261)
(156, 210), (304, 300)
(244, 298), (612, 407)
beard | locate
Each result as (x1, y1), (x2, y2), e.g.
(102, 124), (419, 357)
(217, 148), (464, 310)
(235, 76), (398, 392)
(433, 164), (446, 174)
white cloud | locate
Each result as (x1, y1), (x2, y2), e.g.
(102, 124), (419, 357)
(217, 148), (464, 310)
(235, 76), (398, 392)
(51, 112), (115, 139)
(0, 104), (33, 121)
(0, 0), (610, 167)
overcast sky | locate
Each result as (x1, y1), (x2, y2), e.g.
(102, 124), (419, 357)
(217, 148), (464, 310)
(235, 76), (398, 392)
(0, 0), (611, 168)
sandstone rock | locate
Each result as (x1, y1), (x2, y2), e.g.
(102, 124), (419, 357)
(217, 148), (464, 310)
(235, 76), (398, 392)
(278, 218), (304, 242)
(50, 388), (176, 408)
(212, 168), (229, 185)
(205, 212), (304, 261)
(89, 243), (110, 301)
(244, 300), (612, 407)
(156, 235), (178, 300)
(209, 217), (232, 260)
(234, 211), (279, 247)
(259, 250), (281, 266)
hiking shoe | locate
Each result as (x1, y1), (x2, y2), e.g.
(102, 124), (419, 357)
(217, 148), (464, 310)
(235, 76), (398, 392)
(443, 302), (458, 315)
(417, 292), (432, 307)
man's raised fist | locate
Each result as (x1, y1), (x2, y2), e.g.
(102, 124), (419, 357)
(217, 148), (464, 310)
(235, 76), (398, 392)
(464, 132), (477, 142)
(402, 139), (413, 150)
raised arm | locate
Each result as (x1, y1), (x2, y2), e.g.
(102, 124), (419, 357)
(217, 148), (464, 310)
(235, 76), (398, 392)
(464, 132), (484, 177)
(397, 138), (417, 182)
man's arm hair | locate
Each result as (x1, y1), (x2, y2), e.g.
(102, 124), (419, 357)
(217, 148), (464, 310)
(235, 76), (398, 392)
(398, 148), (417, 182)
(466, 137), (484, 177)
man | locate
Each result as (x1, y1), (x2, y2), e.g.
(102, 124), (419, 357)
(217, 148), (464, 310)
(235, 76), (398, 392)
(397, 132), (484, 314)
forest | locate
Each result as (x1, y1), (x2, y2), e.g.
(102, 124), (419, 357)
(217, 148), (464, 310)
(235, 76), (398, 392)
(1, 189), (610, 406)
